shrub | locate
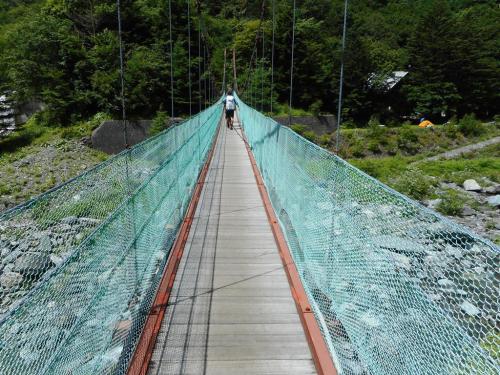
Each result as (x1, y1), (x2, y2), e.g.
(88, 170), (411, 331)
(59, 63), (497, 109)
(398, 125), (421, 155)
(391, 167), (435, 200)
(367, 139), (381, 154)
(443, 123), (460, 140)
(349, 138), (366, 158)
(309, 100), (323, 116)
(436, 190), (464, 216)
(149, 111), (169, 136)
(318, 134), (331, 147)
(302, 130), (317, 143)
(291, 124), (308, 136)
(458, 114), (485, 137)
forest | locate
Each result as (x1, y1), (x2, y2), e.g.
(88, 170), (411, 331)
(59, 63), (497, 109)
(0, 0), (499, 127)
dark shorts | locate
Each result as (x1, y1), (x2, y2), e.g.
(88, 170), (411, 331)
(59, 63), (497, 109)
(225, 109), (234, 119)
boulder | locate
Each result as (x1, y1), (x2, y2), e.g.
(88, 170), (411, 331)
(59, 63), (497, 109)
(486, 195), (500, 207)
(462, 206), (475, 216)
(484, 185), (500, 195)
(49, 254), (63, 267)
(463, 179), (481, 191)
(39, 235), (52, 253)
(14, 252), (51, 275)
(460, 300), (480, 316)
(425, 199), (442, 209)
(0, 271), (23, 289)
(61, 216), (78, 225)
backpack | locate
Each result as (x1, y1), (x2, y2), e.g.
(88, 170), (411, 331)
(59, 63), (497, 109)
(226, 95), (235, 110)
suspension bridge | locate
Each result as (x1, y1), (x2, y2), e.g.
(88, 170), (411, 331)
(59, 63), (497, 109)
(0, 0), (499, 373)
(0, 95), (498, 375)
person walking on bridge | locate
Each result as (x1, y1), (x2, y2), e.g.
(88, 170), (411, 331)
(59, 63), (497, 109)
(223, 89), (238, 130)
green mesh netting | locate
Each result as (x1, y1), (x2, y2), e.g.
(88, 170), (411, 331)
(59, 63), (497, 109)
(237, 95), (499, 375)
(0, 101), (221, 374)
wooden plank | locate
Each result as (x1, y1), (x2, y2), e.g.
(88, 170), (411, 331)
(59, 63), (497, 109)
(147, 120), (316, 374)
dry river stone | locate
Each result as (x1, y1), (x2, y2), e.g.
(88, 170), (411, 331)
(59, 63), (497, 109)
(0, 271), (23, 289)
(463, 179), (481, 192)
(14, 252), (51, 275)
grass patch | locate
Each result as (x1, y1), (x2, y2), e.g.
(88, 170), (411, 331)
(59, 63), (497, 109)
(349, 143), (499, 202)
(0, 113), (110, 210)
(0, 112), (109, 157)
(0, 116), (47, 153)
(336, 120), (499, 159)
(349, 156), (414, 183)
(291, 124), (318, 143)
(418, 154), (500, 185)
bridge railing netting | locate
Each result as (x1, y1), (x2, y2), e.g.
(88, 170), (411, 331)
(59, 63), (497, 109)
(237, 96), (499, 375)
(0, 102), (221, 374)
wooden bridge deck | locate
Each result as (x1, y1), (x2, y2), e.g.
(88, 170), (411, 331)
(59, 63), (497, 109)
(147, 117), (316, 375)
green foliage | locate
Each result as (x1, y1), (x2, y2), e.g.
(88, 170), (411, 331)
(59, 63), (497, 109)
(481, 330), (500, 363)
(350, 156), (412, 182)
(418, 156), (500, 185)
(0, 0), (498, 128)
(290, 124), (317, 143)
(397, 125), (421, 155)
(436, 190), (464, 216)
(149, 111), (169, 136)
(389, 167), (436, 201)
(290, 124), (307, 135)
(0, 115), (47, 153)
(458, 114), (486, 137)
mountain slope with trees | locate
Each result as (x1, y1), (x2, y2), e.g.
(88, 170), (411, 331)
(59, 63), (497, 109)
(0, 0), (498, 128)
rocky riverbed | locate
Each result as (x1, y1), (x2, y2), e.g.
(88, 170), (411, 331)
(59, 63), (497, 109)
(0, 138), (107, 211)
(0, 215), (101, 317)
(424, 178), (500, 244)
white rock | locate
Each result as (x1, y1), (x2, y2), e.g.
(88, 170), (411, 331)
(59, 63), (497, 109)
(49, 254), (63, 266)
(438, 278), (455, 288)
(463, 179), (481, 191)
(426, 199), (442, 209)
(360, 313), (381, 328)
(375, 235), (426, 253)
(462, 206), (475, 216)
(486, 195), (500, 207)
(444, 245), (462, 258)
(0, 271), (23, 289)
(460, 300), (480, 316)
(391, 253), (411, 270)
(102, 345), (123, 364)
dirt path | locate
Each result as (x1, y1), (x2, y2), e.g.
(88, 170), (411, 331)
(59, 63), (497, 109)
(425, 136), (500, 161)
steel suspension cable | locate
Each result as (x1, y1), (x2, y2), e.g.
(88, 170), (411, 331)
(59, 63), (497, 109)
(203, 44), (207, 109)
(288, 0), (296, 126)
(270, 0), (275, 114)
(198, 18), (202, 113)
(261, 29), (264, 112)
(208, 54), (211, 104)
(335, 0), (348, 153)
(168, 0), (174, 118)
(255, 35), (258, 109)
(116, 0), (138, 291)
(222, 48), (227, 94)
(187, 0), (192, 116)
(240, 0), (266, 95)
(116, 0), (128, 149)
